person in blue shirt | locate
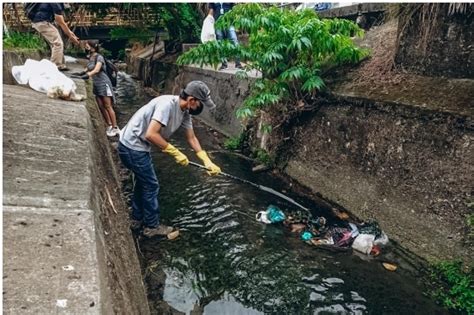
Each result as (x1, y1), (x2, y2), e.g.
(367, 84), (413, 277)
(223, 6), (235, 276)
(30, 3), (79, 71)
(208, 3), (243, 70)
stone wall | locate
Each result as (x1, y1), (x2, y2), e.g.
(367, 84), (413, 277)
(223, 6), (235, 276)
(163, 65), (252, 137)
(127, 48), (252, 137)
(283, 96), (473, 263)
(395, 4), (473, 79)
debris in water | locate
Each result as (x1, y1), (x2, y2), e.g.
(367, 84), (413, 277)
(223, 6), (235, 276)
(382, 262), (398, 271)
(167, 230), (180, 240)
(252, 164), (270, 173)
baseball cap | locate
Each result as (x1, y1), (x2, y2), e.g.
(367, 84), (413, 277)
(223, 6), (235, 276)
(183, 81), (216, 110)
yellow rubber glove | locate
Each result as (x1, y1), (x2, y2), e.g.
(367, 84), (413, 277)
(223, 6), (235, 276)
(196, 150), (221, 176)
(162, 143), (189, 166)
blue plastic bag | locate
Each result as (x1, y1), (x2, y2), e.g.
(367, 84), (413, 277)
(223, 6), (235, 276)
(266, 205), (286, 223)
(301, 231), (313, 241)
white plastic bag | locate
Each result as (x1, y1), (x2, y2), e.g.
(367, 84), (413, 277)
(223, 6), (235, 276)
(351, 234), (375, 254)
(374, 232), (389, 246)
(255, 211), (271, 224)
(201, 15), (216, 43)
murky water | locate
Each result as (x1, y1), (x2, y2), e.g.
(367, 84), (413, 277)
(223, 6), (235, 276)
(115, 73), (447, 315)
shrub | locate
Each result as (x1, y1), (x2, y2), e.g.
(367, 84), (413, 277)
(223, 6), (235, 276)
(3, 31), (47, 51)
(255, 148), (273, 166)
(224, 134), (244, 150)
(430, 260), (474, 314)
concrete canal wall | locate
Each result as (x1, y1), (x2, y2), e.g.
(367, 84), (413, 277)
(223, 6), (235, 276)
(2, 51), (149, 314)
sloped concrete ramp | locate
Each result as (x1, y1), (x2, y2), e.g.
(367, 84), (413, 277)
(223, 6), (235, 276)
(3, 83), (102, 314)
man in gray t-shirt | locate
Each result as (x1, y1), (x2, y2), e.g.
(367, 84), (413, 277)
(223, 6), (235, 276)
(118, 81), (221, 238)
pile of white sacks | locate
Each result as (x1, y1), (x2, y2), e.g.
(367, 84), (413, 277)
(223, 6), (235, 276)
(11, 59), (84, 101)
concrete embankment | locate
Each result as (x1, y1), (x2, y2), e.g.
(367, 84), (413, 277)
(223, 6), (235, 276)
(3, 53), (149, 314)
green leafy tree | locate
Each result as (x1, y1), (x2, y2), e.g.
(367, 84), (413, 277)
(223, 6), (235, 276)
(177, 4), (368, 120)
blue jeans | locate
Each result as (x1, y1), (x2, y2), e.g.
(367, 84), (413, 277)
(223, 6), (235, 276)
(118, 142), (160, 228)
(216, 26), (241, 67)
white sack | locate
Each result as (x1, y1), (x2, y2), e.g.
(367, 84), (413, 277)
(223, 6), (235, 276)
(201, 15), (216, 44)
(11, 59), (82, 101)
(374, 232), (389, 246)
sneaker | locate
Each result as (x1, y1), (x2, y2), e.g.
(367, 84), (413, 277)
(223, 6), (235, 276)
(130, 219), (142, 231)
(106, 125), (113, 133)
(219, 64), (228, 70)
(58, 66), (70, 72)
(143, 225), (174, 238)
(106, 127), (120, 137)
(235, 64), (244, 70)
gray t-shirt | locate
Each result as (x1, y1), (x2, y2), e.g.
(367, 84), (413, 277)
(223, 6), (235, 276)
(119, 95), (193, 152)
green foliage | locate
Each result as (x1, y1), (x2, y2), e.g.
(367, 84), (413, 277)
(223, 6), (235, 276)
(261, 123), (272, 134)
(85, 3), (201, 46)
(117, 48), (126, 61)
(255, 148), (273, 166)
(430, 261), (474, 314)
(149, 3), (201, 43)
(3, 31), (47, 51)
(177, 4), (368, 120)
(110, 27), (154, 45)
(224, 134), (244, 150)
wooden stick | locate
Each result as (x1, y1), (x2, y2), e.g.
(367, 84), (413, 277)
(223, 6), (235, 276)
(105, 186), (117, 214)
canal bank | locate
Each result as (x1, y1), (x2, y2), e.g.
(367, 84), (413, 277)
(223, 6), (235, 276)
(2, 53), (149, 314)
(126, 20), (473, 266)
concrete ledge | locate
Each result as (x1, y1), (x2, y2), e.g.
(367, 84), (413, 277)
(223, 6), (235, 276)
(2, 82), (105, 313)
(318, 3), (386, 19)
(3, 75), (149, 312)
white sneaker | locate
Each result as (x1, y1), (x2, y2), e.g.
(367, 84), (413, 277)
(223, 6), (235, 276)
(107, 127), (120, 137)
(106, 125), (113, 133)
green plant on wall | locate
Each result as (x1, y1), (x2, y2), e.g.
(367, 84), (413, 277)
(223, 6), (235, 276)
(224, 137), (241, 150)
(177, 3), (368, 121)
(430, 260), (474, 314)
(255, 148), (273, 166)
(224, 133), (244, 151)
(3, 31), (47, 51)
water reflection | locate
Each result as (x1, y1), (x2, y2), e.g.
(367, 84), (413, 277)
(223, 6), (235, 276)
(114, 73), (447, 315)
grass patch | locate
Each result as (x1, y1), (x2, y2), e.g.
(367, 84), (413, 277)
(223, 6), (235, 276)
(254, 148), (273, 166)
(430, 260), (474, 314)
(3, 31), (47, 51)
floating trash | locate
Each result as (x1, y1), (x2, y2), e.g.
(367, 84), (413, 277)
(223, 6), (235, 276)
(382, 262), (398, 271)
